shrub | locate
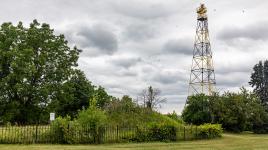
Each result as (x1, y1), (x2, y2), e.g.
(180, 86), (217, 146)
(76, 106), (107, 143)
(49, 116), (71, 143)
(252, 123), (268, 134)
(166, 111), (184, 124)
(48, 116), (83, 144)
(250, 101), (268, 134)
(134, 122), (177, 142)
(147, 123), (177, 141)
(77, 108), (107, 127)
(48, 97), (108, 144)
(197, 124), (223, 139)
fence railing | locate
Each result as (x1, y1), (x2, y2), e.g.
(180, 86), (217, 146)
(0, 125), (203, 144)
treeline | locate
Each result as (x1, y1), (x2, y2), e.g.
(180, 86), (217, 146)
(0, 20), (171, 125)
(183, 60), (268, 133)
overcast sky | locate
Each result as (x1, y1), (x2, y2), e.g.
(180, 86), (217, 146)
(1, 0), (268, 114)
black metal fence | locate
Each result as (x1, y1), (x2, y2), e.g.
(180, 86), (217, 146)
(0, 125), (202, 144)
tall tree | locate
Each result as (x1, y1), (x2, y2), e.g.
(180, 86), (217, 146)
(51, 70), (95, 118)
(0, 20), (80, 124)
(140, 86), (166, 110)
(182, 94), (212, 125)
(94, 86), (113, 109)
(249, 60), (268, 107)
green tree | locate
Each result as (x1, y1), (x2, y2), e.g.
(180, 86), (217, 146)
(0, 20), (80, 124)
(51, 70), (95, 118)
(249, 60), (268, 108)
(94, 86), (112, 109)
(240, 88), (268, 133)
(210, 88), (267, 133)
(182, 94), (212, 125)
(217, 92), (247, 132)
(182, 89), (268, 132)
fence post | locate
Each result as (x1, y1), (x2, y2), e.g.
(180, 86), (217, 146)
(67, 123), (70, 143)
(191, 125), (193, 140)
(183, 126), (186, 141)
(195, 126), (198, 139)
(116, 125), (119, 142)
(35, 124), (38, 143)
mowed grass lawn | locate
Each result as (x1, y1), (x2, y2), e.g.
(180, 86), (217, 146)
(0, 133), (268, 150)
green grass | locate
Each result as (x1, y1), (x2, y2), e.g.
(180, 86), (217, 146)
(0, 133), (268, 150)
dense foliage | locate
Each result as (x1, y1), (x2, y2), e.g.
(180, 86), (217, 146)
(105, 95), (179, 127)
(50, 70), (95, 118)
(182, 94), (211, 125)
(249, 60), (268, 108)
(135, 123), (177, 142)
(0, 20), (81, 124)
(197, 123), (223, 139)
(182, 89), (268, 133)
(134, 123), (222, 142)
(77, 96), (107, 129)
(0, 20), (113, 124)
(166, 111), (184, 124)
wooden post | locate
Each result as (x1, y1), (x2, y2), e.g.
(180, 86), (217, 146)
(195, 126), (198, 139)
(35, 124), (38, 143)
(116, 125), (119, 142)
(184, 127), (186, 141)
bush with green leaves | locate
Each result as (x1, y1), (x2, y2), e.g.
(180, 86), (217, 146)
(166, 111), (184, 124)
(183, 89), (268, 133)
(49, 116), (70, 143)
(197, 124), (223, 139)
(77, 107), (107, 127)
(251, 106), (268, 134)
(76, 97), (108, 143)
(48, 116), (84, 144)
(134, 122), (178, 142)
(182, 94), (212, 125)
(147, 123), (177, 141)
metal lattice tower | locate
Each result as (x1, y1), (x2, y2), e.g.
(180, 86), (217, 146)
(188, 4), (216, 96)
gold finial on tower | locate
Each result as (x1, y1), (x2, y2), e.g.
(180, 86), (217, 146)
(197, 4), (207, 20)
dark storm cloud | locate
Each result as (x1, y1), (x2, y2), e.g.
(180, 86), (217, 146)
(107, 57), (142, 69)
(123, 23), (156, 42)
(218, 21), (268, 41)
(76, 25), (118, 55)
(162, 39), (193, 55)
(151, 70), (187, 85)
(118, 70), (137, 77)
(153, 74), (178, 84)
